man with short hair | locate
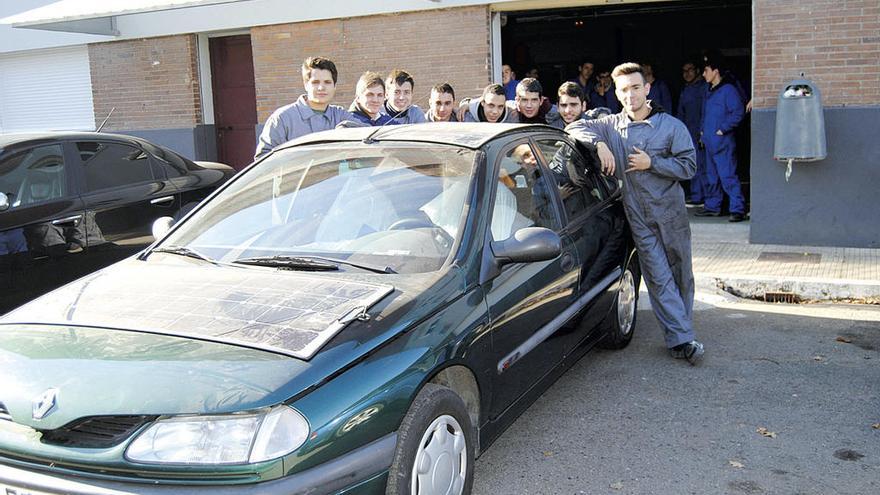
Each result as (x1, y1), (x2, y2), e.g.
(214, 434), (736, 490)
(462, 84), (515, 123)
(696, 51), (747, 222)
(426, 83), (457, 122)
(381, 69), (427, 124)
(677, 61), (709, 204)
(502, 64), (519, 100)
(570, 61), (595, 98)
(255, 56), (352, 158)
(349, 71), (394, 126)
(548, 82), (586, 129)
(514, 78), (553, 124)
(642, 62), (673, 112)
(589, 69), (621, 114)
(567, 62), (704, 365)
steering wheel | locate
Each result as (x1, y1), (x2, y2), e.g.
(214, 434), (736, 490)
(387, 217), (454, 250)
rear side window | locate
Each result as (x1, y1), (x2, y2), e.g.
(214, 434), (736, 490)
(0, 144), (67, 208)
(77, 141), (154, 192)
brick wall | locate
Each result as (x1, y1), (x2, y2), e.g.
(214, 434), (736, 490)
(89, 35), (202, 130)
(754, 0), (880, 109)
(252, 6), (492, 122)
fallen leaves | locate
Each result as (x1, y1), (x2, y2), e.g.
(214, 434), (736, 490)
(756, 427), (777, 438)
(835, 336), (853, 343)
(872, 423), (880, 430)
(729, 460), (745, 468)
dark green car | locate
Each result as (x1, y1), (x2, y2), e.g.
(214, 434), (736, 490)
(0, 123), (639, 495)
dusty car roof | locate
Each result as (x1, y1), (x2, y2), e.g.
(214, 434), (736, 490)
(281, 122), (560, 151)
(0, 131), (145, 149)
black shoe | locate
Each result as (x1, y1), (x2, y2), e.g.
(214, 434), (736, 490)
(694, 208), (721, 217)
(686, 199), (704, 206)
(728, 213), (747, 222)
(670, 340), (705, 365)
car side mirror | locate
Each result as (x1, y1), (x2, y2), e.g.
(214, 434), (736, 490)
(151, 216), (175, 239)
(481, 227), (562, 283)
(492, 227), (562, 264)
(0, 192), (8, 212)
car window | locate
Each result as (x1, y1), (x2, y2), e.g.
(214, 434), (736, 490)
(141, 142), (185, 178)
(490, 142), (562, 242)
(161, 143), (477, 274)
(0, 144), (67, 209)
(76, 141), (154, 192)
(534, 138), (605, 225)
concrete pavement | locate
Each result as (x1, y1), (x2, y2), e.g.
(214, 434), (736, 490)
(689, 210), (880, 304)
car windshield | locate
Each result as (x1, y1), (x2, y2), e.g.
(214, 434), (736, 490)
(161, 142), (477, 273)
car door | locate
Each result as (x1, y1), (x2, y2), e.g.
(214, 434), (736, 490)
(483, 139), (580, 420)
(74, 139), (180, 264)
(533, 136), (629, 355)
(0, 141), (88, 313)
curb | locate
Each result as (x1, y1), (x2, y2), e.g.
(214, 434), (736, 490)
(694, 273), (880, 304)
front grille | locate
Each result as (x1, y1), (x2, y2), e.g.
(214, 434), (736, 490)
(39, 415), (156, 448)
(0, 402), (11, 421)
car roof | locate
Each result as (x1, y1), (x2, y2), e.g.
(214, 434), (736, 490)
(280, 123), (562, 151)
(0, 131), (149, 149)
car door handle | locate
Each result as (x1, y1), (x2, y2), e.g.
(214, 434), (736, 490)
(150, 196), (175, 205)
(51, 214), (82, 226)
(560, 252), (575, 271)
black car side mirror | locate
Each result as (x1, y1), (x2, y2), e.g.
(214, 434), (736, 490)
(481, 227), (562, 283)
(0, 192), (9, 212)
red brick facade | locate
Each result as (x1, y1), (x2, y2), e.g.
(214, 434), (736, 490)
(252, 6), (492, 122)
(753, 0), (880, 109)
(88, 35), (202, 130)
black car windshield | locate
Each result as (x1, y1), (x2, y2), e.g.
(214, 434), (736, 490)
(161, 143), (477, 273)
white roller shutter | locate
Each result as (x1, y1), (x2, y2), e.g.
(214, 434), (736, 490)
(0, 45), (95, 133)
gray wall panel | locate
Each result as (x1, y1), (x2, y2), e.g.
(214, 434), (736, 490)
(750, 107), (880, 248)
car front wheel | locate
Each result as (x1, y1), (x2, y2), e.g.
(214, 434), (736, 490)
(386, 383), (475, 495)
(598, 255), (640, 350)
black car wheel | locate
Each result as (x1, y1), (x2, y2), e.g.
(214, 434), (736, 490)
(598, 255), (640, 350)
(386, 383), (475, 495)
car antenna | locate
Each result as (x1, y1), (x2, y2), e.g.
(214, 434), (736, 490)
(96, 107), (116, 132)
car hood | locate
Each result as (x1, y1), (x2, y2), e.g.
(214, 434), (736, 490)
(0, 324), (299, 430)
(0, 256), (463, 428)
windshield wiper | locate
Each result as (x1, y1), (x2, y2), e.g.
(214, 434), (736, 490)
(149, 245), (217, 264)
(233, 255), (396, 274)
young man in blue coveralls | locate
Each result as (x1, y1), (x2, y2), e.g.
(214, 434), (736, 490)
(255, 57), (352, 159)
(677, 61), (709, 205)
(696, 52), (747, 222)
(567, 62), (704, 365)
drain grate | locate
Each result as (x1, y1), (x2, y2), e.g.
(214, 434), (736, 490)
(764, 291), (799, 303)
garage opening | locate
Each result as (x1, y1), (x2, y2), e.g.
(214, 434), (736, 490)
(499, 0), (752, 207)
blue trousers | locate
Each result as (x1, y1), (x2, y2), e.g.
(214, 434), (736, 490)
(704, 138), (745, 214)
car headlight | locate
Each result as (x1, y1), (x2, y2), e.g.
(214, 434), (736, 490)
(125, 406), (309, 465)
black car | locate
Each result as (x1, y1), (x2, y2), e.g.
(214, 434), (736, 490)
(0, 132), (234, 313)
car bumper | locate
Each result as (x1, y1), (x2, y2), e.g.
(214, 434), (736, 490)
(0, 433), (396, 495)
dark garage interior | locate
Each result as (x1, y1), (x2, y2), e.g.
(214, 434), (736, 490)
(501, 0), (752, 204)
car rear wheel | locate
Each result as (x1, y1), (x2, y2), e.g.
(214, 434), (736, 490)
(386, 383), (474, 495)
(598, 256), (640, 350)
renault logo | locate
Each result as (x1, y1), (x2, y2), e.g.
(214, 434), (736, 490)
(32, 388), (59, 420)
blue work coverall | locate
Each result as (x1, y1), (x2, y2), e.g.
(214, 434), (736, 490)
(677, 79), (709, 202)
(647, 79), (673, 113)
(381, 102), (427, 124)
(589, 84), (622, 114)
(567, 108), (698, 348)
(255, 95), (353, 159)
(700, 78), (746, 214)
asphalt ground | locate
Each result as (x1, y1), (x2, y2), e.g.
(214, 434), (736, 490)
(472, 290), (880, 495)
